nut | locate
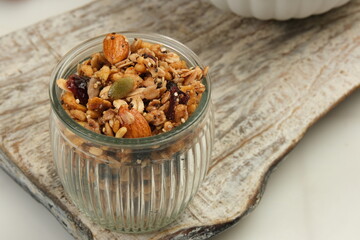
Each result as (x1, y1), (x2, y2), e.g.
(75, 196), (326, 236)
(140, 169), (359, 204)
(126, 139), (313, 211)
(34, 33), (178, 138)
(118, 106), (151, 138)
(103, 33), (130, 65)
(87, 97), (112, 112)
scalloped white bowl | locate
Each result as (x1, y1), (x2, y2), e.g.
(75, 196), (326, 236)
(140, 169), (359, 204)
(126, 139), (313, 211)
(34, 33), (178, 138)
(208, 0), (351, 20)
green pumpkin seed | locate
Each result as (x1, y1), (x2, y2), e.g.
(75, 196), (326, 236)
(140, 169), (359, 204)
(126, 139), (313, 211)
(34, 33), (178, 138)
(108, 77), (134, 100)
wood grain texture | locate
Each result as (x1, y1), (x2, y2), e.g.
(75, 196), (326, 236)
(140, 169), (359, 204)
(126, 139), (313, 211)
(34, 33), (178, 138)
(1, 0), (360, 239)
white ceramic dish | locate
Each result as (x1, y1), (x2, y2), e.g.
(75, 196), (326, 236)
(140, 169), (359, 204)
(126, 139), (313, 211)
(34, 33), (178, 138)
(208, 0), (351, 20)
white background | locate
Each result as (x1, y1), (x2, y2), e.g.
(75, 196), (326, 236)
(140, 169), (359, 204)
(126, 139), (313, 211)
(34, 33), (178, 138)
(1, 0), (360, 239)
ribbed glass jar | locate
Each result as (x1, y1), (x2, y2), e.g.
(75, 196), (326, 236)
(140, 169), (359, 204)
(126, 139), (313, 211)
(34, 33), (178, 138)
(49, 32), (214, 233)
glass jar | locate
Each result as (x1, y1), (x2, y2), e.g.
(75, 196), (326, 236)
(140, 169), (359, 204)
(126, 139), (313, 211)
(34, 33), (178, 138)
(49, 32), (214, 233)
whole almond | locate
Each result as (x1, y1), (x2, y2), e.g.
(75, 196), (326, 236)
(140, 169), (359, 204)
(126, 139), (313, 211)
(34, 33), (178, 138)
(103, 33), (130, 65)
(118, 106), (151, 138)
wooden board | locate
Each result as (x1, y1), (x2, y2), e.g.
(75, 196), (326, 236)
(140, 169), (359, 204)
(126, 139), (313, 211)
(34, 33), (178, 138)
(1, 0), (360, 239)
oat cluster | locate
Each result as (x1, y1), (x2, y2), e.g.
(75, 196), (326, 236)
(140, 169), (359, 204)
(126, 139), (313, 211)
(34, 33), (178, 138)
(57, 33), (208, 138)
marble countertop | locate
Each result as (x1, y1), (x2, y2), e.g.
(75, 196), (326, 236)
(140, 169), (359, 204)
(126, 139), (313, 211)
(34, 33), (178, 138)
(1, 0), (360, 239)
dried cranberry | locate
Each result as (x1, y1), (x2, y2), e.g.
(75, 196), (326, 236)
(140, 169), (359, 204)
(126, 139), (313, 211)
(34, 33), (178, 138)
(166, 81), (177, 90)
(165, 81), (189, 120)
(66, 74), (90, 105)
(178, 92), (189, 105)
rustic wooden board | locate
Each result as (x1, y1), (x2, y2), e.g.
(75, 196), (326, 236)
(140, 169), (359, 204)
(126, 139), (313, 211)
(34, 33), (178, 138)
(1, 0), (360, 239)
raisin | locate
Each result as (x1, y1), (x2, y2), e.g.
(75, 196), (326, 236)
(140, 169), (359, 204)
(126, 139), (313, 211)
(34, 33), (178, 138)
(66, 74), (90, 105)
(165, 81), (189, 120)
(179, 91), (189, 104)
(166, 81), (177, 90)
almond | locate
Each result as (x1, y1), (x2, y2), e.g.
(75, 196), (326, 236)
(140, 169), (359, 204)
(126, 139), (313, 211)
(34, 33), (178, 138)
(118, 106), (151, 138)
(103, 33), (129, 65)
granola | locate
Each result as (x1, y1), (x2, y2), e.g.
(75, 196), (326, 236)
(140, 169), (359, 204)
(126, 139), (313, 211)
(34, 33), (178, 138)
(57, 33), (208, 138)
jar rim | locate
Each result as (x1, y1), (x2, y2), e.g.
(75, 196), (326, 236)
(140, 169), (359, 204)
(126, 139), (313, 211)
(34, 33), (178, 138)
(49, 31), (211, 148)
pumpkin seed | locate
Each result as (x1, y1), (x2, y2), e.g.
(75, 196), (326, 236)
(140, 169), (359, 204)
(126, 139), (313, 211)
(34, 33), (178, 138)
(108, 77), (134, 99)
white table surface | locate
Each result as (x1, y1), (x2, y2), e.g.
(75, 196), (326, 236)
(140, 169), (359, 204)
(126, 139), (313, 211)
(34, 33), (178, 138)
(1, 1), (360, 239)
